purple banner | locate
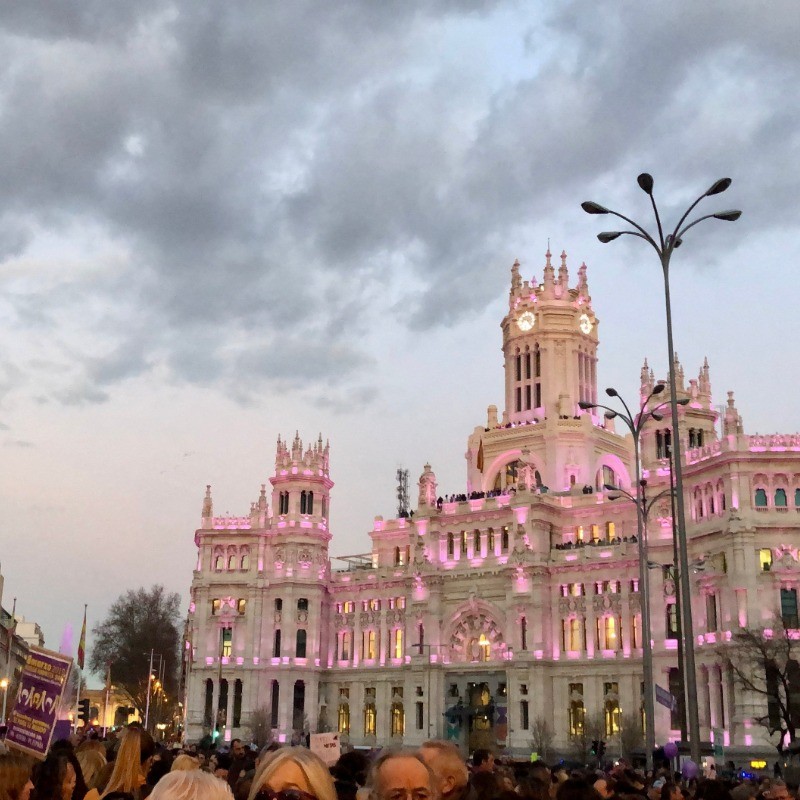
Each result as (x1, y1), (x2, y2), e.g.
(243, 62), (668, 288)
(6, 646), (73, 760)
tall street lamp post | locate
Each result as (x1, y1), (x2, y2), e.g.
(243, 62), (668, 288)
(580, 383), (683, 770)
(582, 174), (741, 764)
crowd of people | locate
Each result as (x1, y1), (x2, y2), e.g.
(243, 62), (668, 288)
(0, 726), (796, 800)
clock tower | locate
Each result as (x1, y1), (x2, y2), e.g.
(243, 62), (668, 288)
(501, 249), (598, 425)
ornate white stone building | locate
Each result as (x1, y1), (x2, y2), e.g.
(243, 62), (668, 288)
(184, 251), (800, 761)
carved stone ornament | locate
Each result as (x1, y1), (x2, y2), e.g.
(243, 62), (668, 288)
(663, 579), (676, 597)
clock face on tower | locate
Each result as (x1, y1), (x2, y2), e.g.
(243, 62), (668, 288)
(516, 311), (536, 331)
(579, 313), (593, 334)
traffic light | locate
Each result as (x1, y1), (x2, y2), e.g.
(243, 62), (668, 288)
(590, 740), (599, 756)
(598, 740), (607, 758)
(78, 698), (90, 726)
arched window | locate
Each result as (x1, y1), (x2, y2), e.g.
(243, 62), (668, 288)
(240, 550), (250, 571)
(460, 531), (468, 556)
(363, 702), (376, 736)
(447, 533), (454, 558)
(279, 491), (289, 515)
(338, 703), (350, 734)
(391, 703), (405, 736)
(273, 629), (281, 658)
(754, 488), (768, 508)
(296, 629), (307, 658)
(473, 530), (481, 554)
(775, 488), (788, 507)
(604, 616), (618, 650)
(300, 490), (307, 514)
(227, 555), (236, 570)
(307, 491), (314, 514)
(795, 488), (800, 508)
(341, 632), (351, 661)
(394, 629), (404, 659)
(214, 555), (223, 571)
(487, 529), (495, 553)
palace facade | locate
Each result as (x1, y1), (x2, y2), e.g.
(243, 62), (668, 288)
(184, 251), (800, 761)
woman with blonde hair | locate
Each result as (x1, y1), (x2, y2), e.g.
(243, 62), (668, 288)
(83, 728), (154, 800)
(75, 751), (106, 792)
(171, 756), (201, 773)
(149, 771), (231, 800)
(0, 754), (34, 800)
(247, 749), (336, 800)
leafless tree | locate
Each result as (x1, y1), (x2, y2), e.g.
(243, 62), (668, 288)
(248, 705), (273, 748)
(530, 716), (555, 762)
(719, 616), (800, 752)
(619, 713), (644, 761)
(571, 712), (605, 766)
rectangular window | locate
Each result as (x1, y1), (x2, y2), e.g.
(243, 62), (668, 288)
(590, 524), (600, 543)
(211, 599), (220, 616)
(501, 526), (509, 551)
(666, 603), (679, 639)
(237, 598), (246, 615)
(525, 384), (532, 410)
(568, 683), (584, 736)
(760, 549), (773, 572)
(604, 616), (618, 650)
(363, 630), (377, 660)
(341, 632), (351, 661)
(521, 700), (530, 730)
(273, 629), (281, 658)
(416, 702), (424, 730)
(604, 682), (620, 736)
(298, 598), (309, 611)
(781, 588), (799, 628)
(515, 387), (522, 412)
(394, 629), (404, 659)
(221, 627), (232, 658)
(397, 596), (406, 609)
(275, 598), (283, 611)
(391, 703), (405, 736)
(521, 616), (527, 650)
(706, 594), (718, 631)
(364, 704), (376, 736)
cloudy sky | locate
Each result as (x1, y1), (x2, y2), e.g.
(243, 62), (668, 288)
(0, 1), (797, 678)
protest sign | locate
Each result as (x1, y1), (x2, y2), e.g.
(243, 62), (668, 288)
(6, 646), (73, 759)
(309, 731), (340, 766)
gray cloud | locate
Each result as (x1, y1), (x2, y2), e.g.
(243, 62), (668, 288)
(0, 0), (797, 404)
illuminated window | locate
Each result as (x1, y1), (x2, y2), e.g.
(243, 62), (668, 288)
(460, 531), (468, 555)
(606, 521), (615, 539)
(211, 599), (220, 616)
(568, 683), (584, 736)
(576, 525), (585, 542)
(604, 682), (620, 736)
(473, 530), (481, 553)
(488, 529), (495, 552)
(394, 629), (404, 659)
(237, 599), (246, 615)
(478, 634), (491, 662)
(364, 700), (376, 736)
(221, 627), (232, 658)
(565, 618), (582, 651)
(604, 616), (618, 650)
(338, 704), (350, 734)
(631, 613), (641, 649)
(341, 632), (351, 661)
(501, 526), (509, 551)
(369, 599), (381, 611)
(760, 549), (773, 572)
(666, 603), (678, 639)
(591, 524), (600, 543)
(363, 630), (377, 660)
(570, 583), (583, 597)
(397, 597), (406, 609)
(391, 703), (405, 736)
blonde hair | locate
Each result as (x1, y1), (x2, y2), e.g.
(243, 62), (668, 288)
(172, 755), (202, 772)
(76, 749), (107, 790)
(248, 748), (336, 800)
(101, 727), (153, 797)
(420, 741), (468, 790)
(150, 771), (232, 800)
(0, 754), (33, 800)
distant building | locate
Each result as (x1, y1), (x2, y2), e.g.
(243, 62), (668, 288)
(184, 251), (800, 760)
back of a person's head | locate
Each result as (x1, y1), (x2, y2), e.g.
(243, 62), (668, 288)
(32, 752), (70, 800)
(77, 749), (107, 790)
(421, 741), (468, 789)
(248, 748), (336, 800)
(150, 771), (232, 800)
(696, 781), (732, 800)
(473, 750), (491, 768)
(0, 753), (33, 800)
(332, 751), (369, 786)
(471, 771), (500, 798)
(172, 756), (201, 773)
(102, 728), (151, 797)
(557, 777), (602, 800)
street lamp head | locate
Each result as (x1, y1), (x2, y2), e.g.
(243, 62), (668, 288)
(604, 410), (617, 420)
(651, 383), (665, 396)
(712, 209), (742, 222)
(651, 412), (663, 421)
(603, 483), (619, 493)
(705, 178), (732, 196)
(605, 387), (618, 397)
(581, 201), (610, 215)
(578, 401), (595, 410)
(673, 237), (683, 248)
(677, 397), (690, 406)
(637, 173), (654, 195)
(598, 231), (622, 243)
(0, 678), (8, 689)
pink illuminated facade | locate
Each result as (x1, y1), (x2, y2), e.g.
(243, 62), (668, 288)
(185, 251), (800, 759)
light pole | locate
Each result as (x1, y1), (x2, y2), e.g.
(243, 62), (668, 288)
(0, 677), (8, 723)
(580, 383), (683, 771)
(582, 173), (741, 765)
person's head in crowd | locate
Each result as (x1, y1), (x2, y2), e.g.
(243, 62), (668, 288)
(0, 753), (34, 800)
(214, 755), (232, 782)
(150, 771), (233, 800)
(48, 742), (87, 800)
(660, 783), (682, 800)
(472, 750), (494, 775)
(146, 753), (173, 788)
(470, 771), (499, 798)
(556, 778), (601, 800)
(368, 751), (437, 800)
(76, 750), (106, 791)
(32, 753), (76, 800)
(760, 785), (789, 800)
(418, 742), (468, 800)
(231, 742), (246, 761)
(594, 777), (616, 800)
(101, 727), (156, 798)
(247, 747), (336, 800)
(172, 756), (202, 773)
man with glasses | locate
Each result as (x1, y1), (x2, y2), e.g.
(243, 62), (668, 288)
(368, 751), (438, 800)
